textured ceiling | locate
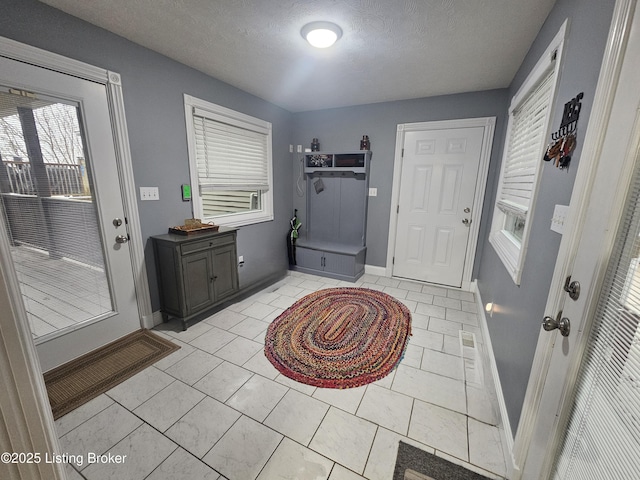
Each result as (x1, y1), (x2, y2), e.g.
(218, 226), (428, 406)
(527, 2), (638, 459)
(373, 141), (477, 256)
(40, 0), (557, 112)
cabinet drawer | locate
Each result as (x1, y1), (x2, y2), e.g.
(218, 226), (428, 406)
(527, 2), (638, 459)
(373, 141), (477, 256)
(180, 233), (234, 255)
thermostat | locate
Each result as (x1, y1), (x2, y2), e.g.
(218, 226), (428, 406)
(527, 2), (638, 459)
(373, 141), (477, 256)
(181, 184), (191, 201)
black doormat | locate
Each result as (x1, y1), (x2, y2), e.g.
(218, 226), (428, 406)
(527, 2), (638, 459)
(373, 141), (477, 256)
(394, 442), (492, 480)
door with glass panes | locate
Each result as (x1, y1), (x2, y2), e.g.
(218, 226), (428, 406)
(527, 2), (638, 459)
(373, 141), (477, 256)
(519, 2), (640, 477)
(0, 55), (139, 372)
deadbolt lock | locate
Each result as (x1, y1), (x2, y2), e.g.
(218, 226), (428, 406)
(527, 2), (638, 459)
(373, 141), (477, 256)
(564, 276), (581, 300)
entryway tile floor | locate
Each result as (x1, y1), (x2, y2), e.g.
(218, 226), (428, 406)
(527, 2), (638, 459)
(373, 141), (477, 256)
(56, 271), (508, 480)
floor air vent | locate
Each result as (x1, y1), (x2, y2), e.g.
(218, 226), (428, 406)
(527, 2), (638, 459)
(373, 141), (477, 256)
(459, 330), (482, 385)
(460, 331), (475, 348)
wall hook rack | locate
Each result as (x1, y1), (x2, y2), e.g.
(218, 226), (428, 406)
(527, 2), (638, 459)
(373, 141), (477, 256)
(551, 92), (584, 141)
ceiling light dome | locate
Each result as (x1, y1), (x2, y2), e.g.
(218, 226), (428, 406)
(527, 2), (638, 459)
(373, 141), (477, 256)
(301, 21), (342, 48)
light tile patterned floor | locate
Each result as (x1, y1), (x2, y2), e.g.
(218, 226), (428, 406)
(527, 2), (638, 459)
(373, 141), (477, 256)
(56, 271), (508, 480)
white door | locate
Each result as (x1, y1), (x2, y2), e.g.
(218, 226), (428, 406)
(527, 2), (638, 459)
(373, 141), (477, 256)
(517, 1), (640, 477)
(393, 126), (485, 287)
(0, 56), (140, 372)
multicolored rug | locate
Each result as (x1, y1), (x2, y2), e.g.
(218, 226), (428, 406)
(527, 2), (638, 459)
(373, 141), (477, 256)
(265, 287), (412, 388)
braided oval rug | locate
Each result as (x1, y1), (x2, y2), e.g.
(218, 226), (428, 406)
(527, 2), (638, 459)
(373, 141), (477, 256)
(265, 287), (412, 388)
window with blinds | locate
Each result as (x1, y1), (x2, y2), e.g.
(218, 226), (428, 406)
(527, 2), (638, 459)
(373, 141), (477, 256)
(489, 23), (564, 284)
(552, 149), (640, 479)
(184, 95), (273, 226)
(497, 70), (554, 220)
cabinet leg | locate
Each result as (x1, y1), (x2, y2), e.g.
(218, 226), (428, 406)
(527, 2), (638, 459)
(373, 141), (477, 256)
(181, 319), (188, 331)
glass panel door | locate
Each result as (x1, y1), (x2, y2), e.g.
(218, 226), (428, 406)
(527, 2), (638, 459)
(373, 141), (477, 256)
(551, 153), (640, 479)
(0, 55), (140, 372)
(0, 89), (113, 341)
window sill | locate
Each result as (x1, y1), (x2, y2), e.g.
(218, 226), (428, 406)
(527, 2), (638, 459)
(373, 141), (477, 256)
(489, 229), (523, 285)
(205, 211), (273, 228)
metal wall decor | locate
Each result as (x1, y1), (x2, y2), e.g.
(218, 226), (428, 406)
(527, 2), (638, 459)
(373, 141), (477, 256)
(544, 92), (584, 170)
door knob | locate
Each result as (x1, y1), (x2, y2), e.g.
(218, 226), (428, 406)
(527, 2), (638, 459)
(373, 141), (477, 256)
(462, 218), (471, 226)
(113, 218), (123, 227)
(542, 311), (570, 337)
(115, 235), (129, 244)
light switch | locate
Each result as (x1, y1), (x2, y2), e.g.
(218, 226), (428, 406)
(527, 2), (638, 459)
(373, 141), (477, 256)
(551, 204), (569, 234)
(140, 187), (159, 201)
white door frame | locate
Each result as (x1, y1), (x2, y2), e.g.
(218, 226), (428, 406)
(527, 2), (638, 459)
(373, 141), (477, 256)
(512, 0), (638, 477)
(0, 36), (153, 329)
(0, 229), (65, 479)
(386, 117), (496, 290)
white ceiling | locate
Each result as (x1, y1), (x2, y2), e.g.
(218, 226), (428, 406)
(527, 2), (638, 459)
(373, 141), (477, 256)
(40, 0), (557, 112)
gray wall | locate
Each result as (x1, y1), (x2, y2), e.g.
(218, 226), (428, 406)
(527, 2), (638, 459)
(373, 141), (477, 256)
(475, 0), (616, 435)
(0, 0), (617, 440)
(0, 0), (294, 310)
(291, 90), (510, 272)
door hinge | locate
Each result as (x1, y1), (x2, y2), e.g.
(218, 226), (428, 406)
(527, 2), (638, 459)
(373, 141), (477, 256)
(9, 88), (36, 99)
(397, 205), (400, 214)
(392, 257), (395, 265)
(401, 148), (404, 158)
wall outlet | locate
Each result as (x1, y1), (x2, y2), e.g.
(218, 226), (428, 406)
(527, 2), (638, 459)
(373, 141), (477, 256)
(296, 145), (302, 153)
(368, 188), (378, 197)
(289, 144), (294, 153)
(238, 255), (244, 267)
(140, 187), (159, 201)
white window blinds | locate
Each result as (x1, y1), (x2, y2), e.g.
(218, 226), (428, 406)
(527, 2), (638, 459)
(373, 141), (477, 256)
(193, 108), (269, 191)
(497, 70), (554, 218)
(552, 157), (640, 479)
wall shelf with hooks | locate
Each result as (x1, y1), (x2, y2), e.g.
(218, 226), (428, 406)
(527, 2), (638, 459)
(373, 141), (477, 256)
(292, 151), (372, 282)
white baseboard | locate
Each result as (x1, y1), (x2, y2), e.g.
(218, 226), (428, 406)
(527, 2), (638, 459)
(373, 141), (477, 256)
(472, 281), (516, 477)
(151, 310), (164, 328)
(365, 264), (388, 276)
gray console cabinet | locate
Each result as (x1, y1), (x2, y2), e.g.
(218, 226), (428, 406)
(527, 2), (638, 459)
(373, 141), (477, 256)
(152, 229), (239, 329)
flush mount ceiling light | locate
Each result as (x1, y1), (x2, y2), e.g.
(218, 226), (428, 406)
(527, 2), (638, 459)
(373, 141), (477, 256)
(301, 21), (343, 48)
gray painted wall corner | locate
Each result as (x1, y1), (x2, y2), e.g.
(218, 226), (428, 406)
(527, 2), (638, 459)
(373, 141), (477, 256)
(475, 0), (617, 435)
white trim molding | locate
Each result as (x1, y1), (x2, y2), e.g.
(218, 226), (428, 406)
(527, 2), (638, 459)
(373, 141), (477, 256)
(472, 281), (516, 478)
(386, 117), (496, 286)
(0, 36), (106, 83)
(364, 264), (387, 277)
(106, 72), (154, 328)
